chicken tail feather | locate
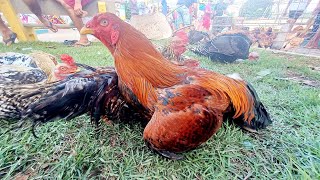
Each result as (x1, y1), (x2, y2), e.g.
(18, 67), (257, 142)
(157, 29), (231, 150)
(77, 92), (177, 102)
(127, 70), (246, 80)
(230, 83), (272, 131)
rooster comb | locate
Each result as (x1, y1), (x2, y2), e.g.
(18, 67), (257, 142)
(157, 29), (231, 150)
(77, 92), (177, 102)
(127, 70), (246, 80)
(60, 54), (75, 65)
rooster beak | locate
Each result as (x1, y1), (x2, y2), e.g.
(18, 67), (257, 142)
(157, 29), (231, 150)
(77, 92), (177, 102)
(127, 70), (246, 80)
(80, 27), (94, 35)
(70, 68), (81, 73)
(75, 68), (81, 73)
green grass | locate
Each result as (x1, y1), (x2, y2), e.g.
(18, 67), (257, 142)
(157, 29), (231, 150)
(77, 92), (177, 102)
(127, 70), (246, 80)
(1, 42), (320, 179)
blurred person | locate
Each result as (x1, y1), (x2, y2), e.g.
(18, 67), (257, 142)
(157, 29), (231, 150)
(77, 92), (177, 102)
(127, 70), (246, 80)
(129, 0), (139, 17)
(213, 0), (228, 16)
(1, 0), (58, 46)
(174, 0), (197, 30)
(202, 3), (212, 31)
(305, 28), (320, 48)
(0, 16), (17, 46)
(305, 1), (320, 48)
(22, 0), (58, 32)
(55, 0), (93, 46)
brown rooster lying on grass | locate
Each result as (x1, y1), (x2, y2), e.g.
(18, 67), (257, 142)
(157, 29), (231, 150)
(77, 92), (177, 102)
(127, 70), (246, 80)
(81, 13), (272, 159)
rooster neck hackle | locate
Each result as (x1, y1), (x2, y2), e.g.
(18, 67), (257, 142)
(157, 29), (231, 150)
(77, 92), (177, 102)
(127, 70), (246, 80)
(111, 22), (187, 108)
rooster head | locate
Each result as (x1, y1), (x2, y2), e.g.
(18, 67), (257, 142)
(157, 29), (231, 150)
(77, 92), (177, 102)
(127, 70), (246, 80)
(248, 52), (259, 61)
(170, 31), (189, 57)
(54, 54), (80, 80)
(80, 13), (121, 53)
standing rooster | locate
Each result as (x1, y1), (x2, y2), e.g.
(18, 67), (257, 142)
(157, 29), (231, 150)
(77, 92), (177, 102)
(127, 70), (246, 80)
(81, 13), (272, 159)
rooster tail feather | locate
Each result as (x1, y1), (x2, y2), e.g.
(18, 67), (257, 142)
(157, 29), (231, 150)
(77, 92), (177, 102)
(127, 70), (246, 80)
(246, 83), (272, 129)
(230, 83), (272, 131)
(23, 78), (103, 124)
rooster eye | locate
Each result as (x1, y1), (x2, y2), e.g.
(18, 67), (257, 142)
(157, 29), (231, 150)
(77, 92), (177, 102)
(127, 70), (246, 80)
(100, 19), (108, 26)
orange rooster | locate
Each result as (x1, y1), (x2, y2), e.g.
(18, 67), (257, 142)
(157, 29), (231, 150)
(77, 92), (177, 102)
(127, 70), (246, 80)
(81, 13), (272, 159)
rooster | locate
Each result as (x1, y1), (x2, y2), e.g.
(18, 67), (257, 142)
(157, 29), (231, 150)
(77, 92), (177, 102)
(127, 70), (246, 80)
(0, 55), (103, 122)
(156, 31), (200, 68)
(0, 66), (142, 132)
(0, 52), (79, 85)
(251, 27), (276, 49)
(190, 33), (253, 63)
(156, 31), (188, 62)
(81, 13), (272, 159)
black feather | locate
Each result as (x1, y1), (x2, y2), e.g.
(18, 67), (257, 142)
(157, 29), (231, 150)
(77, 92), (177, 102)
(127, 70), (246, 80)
(23, 72), (118, 124)
(190, 33), (252, 63)
(1, 66), (147, 136)
(188, 30), (210, 44)
(227, 82), (272, 131)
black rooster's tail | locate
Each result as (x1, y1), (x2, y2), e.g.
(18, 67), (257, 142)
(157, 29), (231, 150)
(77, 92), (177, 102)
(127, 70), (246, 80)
(246, 83), (272, 130)
(24, 73), (117, 123)
(0, 68), (117, 124)
(229, 83), (272, 132)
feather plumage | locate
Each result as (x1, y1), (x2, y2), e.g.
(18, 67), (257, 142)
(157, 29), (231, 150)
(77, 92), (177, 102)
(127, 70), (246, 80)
(83, 13), (272, 159)
(190, 33), (252, 63)
(0, 52), (61, 84)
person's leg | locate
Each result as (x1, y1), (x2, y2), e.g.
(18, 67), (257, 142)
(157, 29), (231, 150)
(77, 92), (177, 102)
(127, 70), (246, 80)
(0, 16), (16, 45)
(23, 0), (58, 32)
(0, 16), (11, 37)
(55, 0), (89, 45)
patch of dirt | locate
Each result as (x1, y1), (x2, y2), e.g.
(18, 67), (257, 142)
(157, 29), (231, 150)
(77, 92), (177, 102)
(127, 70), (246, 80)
(14, 167), (37, 180)
(281, 71), (320, 88)
(271, 50), (320, 66)
(14, 173), (29, 180)
(309, 66), (320, 72)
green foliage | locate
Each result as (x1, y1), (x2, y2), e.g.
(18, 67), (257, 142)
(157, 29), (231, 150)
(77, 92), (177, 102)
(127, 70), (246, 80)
(0, 42), (320, 179)
(239, 0), (274, 19)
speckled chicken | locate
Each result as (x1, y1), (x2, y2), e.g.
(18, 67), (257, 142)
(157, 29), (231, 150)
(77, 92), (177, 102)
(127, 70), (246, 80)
(0, 52), (78, 85)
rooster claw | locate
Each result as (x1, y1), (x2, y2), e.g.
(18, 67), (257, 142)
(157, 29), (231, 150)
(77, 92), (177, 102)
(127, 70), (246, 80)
(156, 150), (184, 160)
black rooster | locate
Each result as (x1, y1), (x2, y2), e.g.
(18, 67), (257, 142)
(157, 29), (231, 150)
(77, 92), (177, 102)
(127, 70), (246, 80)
(190, 33), (252, 63)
